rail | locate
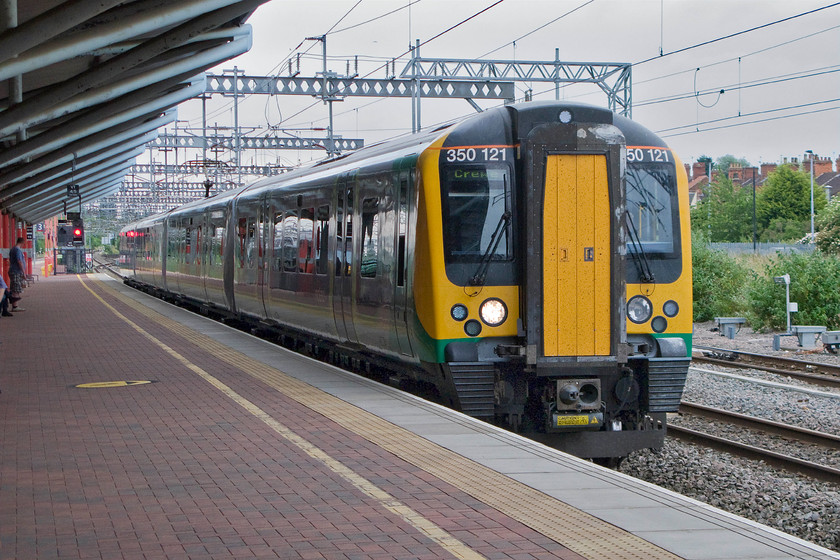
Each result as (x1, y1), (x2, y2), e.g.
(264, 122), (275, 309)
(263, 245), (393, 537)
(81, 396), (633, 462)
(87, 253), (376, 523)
(693, 345), (840, 390)
(667, 423), (840, 484)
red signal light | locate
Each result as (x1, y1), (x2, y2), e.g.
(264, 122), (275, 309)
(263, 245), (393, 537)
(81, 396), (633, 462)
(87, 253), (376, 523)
(73, 228), (82, 236)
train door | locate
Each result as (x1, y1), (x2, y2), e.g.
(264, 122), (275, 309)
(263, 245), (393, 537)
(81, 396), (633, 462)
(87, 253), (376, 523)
(234, 200), (263, 317)
(543, 154), (610, 355)
(166, 216), (181, 294)
(199, 210), (210, 302)
(332, 174), (358, 343)
(394, 167), (414, 356)
(522, 123), (624, 368)
(353, 171), (390, 352)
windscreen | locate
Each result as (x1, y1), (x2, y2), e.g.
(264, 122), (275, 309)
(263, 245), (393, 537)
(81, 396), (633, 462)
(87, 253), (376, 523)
(625, 159), (683, 283)
(626, 163), (678, 255)
(442, 165), (510, 262)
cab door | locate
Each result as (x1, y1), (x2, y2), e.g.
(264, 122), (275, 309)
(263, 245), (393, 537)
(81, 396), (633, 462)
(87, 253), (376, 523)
(522, 122), (625, 368)
(393, 167), (414, 356)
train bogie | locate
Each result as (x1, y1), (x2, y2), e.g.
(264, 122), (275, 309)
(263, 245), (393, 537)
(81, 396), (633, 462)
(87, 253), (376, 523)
(119, 101), (692, 460)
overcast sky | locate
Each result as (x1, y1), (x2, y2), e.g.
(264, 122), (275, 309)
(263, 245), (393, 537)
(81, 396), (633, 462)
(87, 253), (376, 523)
(170, 0), (840, 172)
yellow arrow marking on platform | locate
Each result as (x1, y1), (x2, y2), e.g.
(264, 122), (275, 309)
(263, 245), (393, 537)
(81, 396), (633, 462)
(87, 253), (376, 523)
(75, 380), (153, 388)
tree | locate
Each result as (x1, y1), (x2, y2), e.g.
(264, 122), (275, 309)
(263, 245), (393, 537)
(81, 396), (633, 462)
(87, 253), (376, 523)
(756, 164), (826, 241)
(715, 154), (752, 175)
(690, 174), (753, 241)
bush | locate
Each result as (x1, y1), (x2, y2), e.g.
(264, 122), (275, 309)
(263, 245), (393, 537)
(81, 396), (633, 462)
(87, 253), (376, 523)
(815, 197), (840, 254)
(691, 232), (752, 321)
(746, 251), (840, 331)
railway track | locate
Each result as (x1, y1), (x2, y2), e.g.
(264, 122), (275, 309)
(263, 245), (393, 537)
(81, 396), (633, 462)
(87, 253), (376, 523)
(693, 345), (840, 390)
(671, 401), (840, 484)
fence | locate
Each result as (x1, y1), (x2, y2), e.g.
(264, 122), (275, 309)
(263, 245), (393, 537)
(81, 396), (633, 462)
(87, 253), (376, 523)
(708, 242), (814, 255)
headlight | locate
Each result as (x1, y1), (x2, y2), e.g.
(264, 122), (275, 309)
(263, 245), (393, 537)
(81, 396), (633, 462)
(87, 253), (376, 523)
(451, 304), (468, 321)
(627, 296), (652, 324)
(663, 300), (679, 317)
(479, 298), (507, 326)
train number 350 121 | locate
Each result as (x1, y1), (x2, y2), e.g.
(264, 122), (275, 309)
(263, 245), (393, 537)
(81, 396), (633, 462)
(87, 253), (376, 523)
(626, 147), (671, 163)
(445, 147), (508, 163)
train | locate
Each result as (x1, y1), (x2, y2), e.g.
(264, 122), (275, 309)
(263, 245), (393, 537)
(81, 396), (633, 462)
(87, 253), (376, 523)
(119, 101), (692, 461)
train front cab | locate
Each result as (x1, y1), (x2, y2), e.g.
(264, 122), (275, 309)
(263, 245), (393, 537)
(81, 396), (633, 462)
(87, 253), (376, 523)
(414, 103), (690, 459)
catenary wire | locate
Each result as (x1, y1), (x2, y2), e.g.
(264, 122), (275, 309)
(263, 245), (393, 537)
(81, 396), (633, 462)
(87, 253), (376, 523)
(657, 98), (840, 137)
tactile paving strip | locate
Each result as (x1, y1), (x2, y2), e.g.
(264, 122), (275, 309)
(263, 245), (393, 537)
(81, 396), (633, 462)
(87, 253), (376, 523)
(89, 276), (681, 560)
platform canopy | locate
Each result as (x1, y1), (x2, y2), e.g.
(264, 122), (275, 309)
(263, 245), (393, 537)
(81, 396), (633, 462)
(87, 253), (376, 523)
(0, 0), (269, 224)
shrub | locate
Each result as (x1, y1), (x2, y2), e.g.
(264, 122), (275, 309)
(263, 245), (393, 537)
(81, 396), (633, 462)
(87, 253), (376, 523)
(815, 197), (840, 255)
(746, 251), (840, 331)
(691, 232), (751, 321)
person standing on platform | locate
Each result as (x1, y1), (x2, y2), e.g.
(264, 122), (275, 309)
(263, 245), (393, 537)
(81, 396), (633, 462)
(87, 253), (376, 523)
(8, 236), (26, 312)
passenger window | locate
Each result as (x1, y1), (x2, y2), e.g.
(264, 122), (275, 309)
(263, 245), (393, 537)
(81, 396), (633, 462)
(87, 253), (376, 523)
(398, 175), (409, 287)
(344, 188), (353, 276)
(273, 213), (283, 271)
(209, 220), (225, 266)
(361, 198), (379, 278)
(299, 208), (314, 273)
(246, 218), (257, 269)
(335, 206), (343, 277)
(315, 205), (329, 275)
(237, 218), (247, 268)
(283, 211), (298, 272)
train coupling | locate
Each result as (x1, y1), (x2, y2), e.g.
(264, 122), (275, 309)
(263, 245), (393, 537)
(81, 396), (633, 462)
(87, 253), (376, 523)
(546, 378), (604, 432)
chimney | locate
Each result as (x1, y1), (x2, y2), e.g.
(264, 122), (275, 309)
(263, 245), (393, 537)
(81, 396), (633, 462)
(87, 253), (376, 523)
(815, 156), (832, 177)
(728, 162), (743, 183)
(760, 163), (777, 181)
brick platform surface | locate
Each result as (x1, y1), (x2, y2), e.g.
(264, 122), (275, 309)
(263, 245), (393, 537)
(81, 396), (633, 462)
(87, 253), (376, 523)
(0, 275), (585, 560)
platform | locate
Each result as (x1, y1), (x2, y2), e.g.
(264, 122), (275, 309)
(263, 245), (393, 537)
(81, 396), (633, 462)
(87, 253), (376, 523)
(1, 274), (838, 560)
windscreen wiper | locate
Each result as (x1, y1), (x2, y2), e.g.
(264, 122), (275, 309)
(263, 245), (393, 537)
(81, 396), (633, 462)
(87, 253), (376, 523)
(626, 212), (655, 283)
(470, 210), (511, 286)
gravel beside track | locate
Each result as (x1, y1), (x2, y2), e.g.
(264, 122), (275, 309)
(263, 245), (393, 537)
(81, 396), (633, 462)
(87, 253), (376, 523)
(620, 322), (840, 552)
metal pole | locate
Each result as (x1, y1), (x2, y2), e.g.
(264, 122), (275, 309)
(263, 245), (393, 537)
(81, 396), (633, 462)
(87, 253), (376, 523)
(707, 161), (712, 239)
(1, 0), (25, 144)
(752, 167), (757, 252)
(415, 39), (421, 131)
(323, 35), (335, 156)
(410, 43), (416, 133)
(202, 92), (207, 175)
(233, 66), (241, 184)
(806, 150), (814, 240)
(555, 47), (560, 100)
(785, 281), (791, 333)
(811, 155), (815, 237)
